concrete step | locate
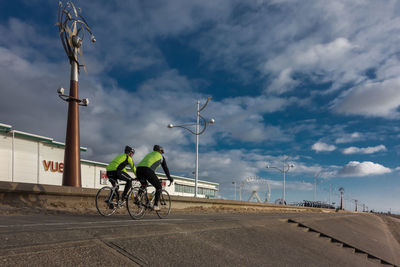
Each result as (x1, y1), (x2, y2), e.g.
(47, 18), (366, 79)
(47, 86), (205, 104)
(287, 218), (398, 266)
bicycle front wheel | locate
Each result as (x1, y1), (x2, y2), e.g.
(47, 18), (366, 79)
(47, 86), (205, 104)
(156, 189), (171, 219)
(96, 186), (117, 216)
(127, 187), (146, 219)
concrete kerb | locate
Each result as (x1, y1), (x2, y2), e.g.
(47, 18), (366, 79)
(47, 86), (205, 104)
(0, 181), (340, 214)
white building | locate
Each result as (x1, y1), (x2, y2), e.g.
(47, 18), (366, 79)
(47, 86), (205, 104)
(0, 122), (218, 198)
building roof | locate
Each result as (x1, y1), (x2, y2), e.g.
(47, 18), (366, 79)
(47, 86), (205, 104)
(0, 123), (87, 151)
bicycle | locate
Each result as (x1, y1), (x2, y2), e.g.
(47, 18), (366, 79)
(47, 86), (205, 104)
(95, 178), (172, 220)
(127, 179), (172, 220)
(95, 180), (128, 217)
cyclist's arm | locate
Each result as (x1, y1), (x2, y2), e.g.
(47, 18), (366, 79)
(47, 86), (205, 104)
(161, 156), (172, 181)
(128, 157), (137, 176)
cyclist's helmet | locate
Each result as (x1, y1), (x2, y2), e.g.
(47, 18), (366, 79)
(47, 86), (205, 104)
(124, 145), (135, 154)
(153, 145), (164, 154)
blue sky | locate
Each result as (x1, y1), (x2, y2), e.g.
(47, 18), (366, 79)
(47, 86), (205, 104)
(1, 0), (400, 213)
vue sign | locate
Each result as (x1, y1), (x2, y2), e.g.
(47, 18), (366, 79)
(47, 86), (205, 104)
(43, 160), (64, 173)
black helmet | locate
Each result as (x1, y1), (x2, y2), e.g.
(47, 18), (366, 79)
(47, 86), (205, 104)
(125, 145), (135, 154)
(153, 145), (164, 154)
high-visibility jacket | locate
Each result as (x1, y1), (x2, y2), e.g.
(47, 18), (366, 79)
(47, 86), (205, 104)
(106, 153), (136, 175)
(138, 151), (171, 180)
(138, 151), (163, 171)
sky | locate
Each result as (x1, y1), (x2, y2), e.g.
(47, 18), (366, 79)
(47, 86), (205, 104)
(1, 0), (400, 213)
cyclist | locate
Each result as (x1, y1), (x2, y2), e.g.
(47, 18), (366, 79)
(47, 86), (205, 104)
(106, 146), (137, 203)
(136, 145), (173, 211)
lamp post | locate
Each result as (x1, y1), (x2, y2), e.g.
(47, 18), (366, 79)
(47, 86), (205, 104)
(232, 181), (237, 200)
(266, 156), (294, 204)
(56, 1), (95, 187)
(168, 97), (215, 197)
(313, 172), (322, 202)
(339, 187), (345, 210)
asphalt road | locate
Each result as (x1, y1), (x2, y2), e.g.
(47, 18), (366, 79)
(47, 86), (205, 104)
(0, 212), (397, 266)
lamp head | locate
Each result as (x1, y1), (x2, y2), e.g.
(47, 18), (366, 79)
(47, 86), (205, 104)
(209, 118), (215, 124)
(57, 87), (65, 95)
(90, 34), (96, 43)
(167, 124), (174, 128)
(82, 98), (89, 106)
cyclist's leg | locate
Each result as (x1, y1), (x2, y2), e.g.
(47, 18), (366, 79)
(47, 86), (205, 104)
(144, 169), (162, 206)
(136, 167), (149, 190)
(106, 171), (118, 202)
(118, 172), (132, 200)
(106, 171), (117, 188)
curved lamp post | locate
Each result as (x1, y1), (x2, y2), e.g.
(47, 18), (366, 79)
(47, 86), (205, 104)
(56, 1), (95, 187)
(168, 97), (215, 197)
(313, 171), (322, 202)
(266, 156), (294, 204)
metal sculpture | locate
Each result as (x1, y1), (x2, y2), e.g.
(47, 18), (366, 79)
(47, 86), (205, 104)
(57, 1), (95, 73)
(56, 1), (95, 187)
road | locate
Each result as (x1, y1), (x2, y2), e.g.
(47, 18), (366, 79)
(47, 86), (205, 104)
(0, 211), (398, 266)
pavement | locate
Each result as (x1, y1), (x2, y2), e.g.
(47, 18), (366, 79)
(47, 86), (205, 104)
(1, 212), (399, 266)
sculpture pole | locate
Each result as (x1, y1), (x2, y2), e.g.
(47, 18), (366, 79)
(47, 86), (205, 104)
(57, 1), (95, 187)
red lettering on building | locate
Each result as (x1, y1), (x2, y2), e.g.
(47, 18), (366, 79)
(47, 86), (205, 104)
(59, 163), (64, 173)
(43, 160), (64, 173)
(43, 160), (51, 171)
(51, 162), (58, 172)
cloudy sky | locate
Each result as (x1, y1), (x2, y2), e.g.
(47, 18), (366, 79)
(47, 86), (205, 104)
(1, 0), (400, 213)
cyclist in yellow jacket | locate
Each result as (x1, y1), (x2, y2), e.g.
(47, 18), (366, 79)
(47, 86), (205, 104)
(106, 146), (136, 201)
(137, 145), (173, 211)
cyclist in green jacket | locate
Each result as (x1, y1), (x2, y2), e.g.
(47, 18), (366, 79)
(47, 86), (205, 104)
(137, 145), (173, 211)
(106, 146), (137, 201)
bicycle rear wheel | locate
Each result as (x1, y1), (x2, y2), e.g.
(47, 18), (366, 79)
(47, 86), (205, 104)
(156, 189), (171, 219)
(127, 187), (146, 219)
(96, 186), (117, 216)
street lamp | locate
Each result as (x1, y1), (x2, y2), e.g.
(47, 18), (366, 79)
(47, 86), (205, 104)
(232, 181), (237, 200)
(313, 172), (322, 202)
(266, 156), (294, 204)
(339, 187), (345, 210)
(168, 97), (215, 197)
(56, 1), (95, 187)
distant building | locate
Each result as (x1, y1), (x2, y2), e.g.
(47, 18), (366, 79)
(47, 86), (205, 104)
(0, 122), (218, 198)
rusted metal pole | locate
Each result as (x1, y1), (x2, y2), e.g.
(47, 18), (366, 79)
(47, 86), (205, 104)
(62, 56), (81, 187)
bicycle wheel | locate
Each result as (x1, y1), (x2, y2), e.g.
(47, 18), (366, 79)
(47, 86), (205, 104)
(127, 187), (146, 219)
(96, 186), (117, 216)
(156, 189), (171, 219)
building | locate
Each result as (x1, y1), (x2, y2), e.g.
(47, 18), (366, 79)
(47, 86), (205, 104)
(0, 123), (218, 198)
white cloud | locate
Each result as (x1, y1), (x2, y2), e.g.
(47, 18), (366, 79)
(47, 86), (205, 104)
(332, 78), (400, 118)
(267, 68), (300, 94)
(311, 142), (336, 152)
(286, 181), (314, 191)
(335, 132), (362, 144)
(342, 145), (387, 155)
(338, 161), (391, 177)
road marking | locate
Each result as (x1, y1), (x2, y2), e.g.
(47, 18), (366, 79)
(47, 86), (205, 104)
(0, 218), (184, 228)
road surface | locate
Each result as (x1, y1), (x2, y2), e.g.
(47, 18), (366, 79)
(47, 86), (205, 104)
(0, 212), (398, 266)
